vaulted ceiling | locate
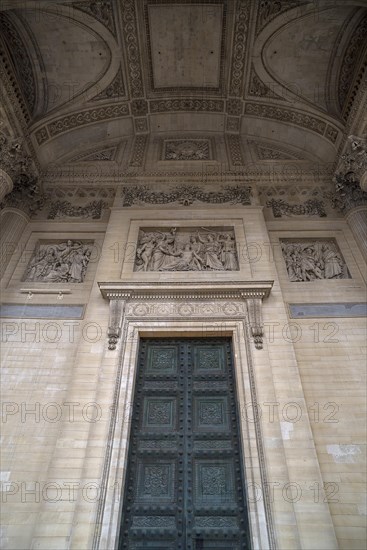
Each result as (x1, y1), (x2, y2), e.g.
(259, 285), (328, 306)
(1, 0), (366, 177)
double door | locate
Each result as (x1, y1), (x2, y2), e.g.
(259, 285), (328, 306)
(118, 338), (251, 549)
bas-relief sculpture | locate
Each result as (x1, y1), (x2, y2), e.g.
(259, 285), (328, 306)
(24, 240), (92, 283)
(163, 140), (210, 161)
(134, 227), (239, 272)
(281, 240), (350, 282)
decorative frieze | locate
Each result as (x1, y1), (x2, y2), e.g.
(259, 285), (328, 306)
(134, 227), (239, 272)
(24, 240), (93, 283)
(280, 239), (350, 282)
(267, 198), (326, 218)
(121, 183), (251, 207)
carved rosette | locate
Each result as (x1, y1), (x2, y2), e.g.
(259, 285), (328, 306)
(99, 282), (273, 351)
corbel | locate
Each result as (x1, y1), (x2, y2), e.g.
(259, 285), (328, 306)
(240, 292), (266, 350)
(107, 294), (131, 350)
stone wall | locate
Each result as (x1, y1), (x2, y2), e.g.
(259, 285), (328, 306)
(0, 191), (366, 550)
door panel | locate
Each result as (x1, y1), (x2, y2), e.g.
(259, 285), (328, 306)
(118, 338), (251, 550)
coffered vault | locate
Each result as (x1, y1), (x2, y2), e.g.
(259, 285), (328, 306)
(0, 0), (366, 179)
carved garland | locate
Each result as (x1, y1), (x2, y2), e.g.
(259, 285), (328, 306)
(266, 198), (326, 218)
(121, 184), (252, 207)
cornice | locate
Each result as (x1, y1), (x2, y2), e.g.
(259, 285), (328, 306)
(98, 280), (273, 302)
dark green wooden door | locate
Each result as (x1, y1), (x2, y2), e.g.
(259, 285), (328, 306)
(118, 338), (251, 550)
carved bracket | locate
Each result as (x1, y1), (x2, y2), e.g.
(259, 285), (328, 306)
(100, 282), (273, 350)
(243, 297), (264, 350)
(107, 296), (130, 350)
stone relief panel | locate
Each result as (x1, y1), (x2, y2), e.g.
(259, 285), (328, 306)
(134, 227), (239, 272)
(162, 139), (210, 161)
(280, 239), (350, 282)
(24, 240), (93, 283)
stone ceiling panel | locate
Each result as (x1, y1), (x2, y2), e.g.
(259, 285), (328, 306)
(16, 8), (111, 113)
(262, 6), (354, 112)
(146, 2), (225, 92)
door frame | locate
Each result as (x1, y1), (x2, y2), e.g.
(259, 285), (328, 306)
(94, 317), (275, 550)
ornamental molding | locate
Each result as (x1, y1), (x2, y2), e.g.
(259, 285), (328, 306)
(120, 0), (144, 97)
(121, 183), (252, 207)
(99, 281), (274, 350)
(229, 0), (251, 96)
(40, 168), (334, 187)
(244, 102), (341, 144)
(129, 135), (148, 168)
(150, 98), (224, 113)
(33, 103), (130, 144)
(226, 134), (244, 166)
(0, 12), (37, 116)
(339, 12), (367, 116)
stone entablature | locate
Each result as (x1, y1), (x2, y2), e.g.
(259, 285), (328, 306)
(98, 281), (273, 351)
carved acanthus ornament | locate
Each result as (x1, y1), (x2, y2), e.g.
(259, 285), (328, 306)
(99, 282), (273, 350)
(0, 173), (46, 215)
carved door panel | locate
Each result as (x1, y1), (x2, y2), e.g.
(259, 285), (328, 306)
(118, 338), (251, 550)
